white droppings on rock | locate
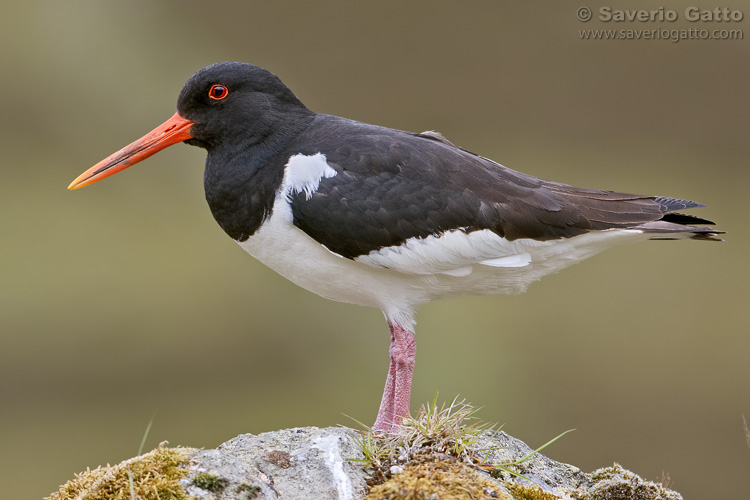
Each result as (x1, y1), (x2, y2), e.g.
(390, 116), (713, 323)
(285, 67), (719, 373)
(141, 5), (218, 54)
(313, 435), (355, 500)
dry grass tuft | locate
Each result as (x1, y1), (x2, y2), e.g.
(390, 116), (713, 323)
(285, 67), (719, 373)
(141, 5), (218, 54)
(351, 396), (492, 485)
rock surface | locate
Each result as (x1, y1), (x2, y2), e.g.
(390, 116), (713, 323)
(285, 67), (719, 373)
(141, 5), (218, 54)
(183, 427), (367, 500)
(176, 427), (682, 500)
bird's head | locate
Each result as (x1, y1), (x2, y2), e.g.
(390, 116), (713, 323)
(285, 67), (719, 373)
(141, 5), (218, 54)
(68, 62), (310, 190)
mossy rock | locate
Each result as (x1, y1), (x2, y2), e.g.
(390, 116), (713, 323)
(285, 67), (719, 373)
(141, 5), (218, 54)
(587, 463), (682, 500)
(46, 444), (197, 500)
(365, 457), (510, 500)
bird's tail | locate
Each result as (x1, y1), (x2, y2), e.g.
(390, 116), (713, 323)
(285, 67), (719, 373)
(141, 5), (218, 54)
(635, 196), (723, 241)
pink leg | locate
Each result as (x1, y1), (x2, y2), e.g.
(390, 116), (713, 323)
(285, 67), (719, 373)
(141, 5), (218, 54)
(373, 321), (416, 432)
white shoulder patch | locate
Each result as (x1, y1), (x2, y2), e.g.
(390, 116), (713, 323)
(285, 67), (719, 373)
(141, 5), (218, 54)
(282, 153), (337, 200)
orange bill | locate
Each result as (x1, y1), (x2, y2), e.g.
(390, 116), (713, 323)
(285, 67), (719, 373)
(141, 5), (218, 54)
(68, 112), (195, 190)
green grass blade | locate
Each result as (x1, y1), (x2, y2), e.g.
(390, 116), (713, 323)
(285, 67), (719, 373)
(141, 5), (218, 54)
(138, 412), (157, 456)
(515, 429), (575, 465)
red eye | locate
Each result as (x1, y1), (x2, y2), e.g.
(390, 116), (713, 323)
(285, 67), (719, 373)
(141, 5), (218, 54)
(208, 84), (229, 101)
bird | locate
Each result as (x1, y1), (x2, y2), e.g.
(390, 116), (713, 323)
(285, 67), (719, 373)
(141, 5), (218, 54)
(69, 62), (720, 432)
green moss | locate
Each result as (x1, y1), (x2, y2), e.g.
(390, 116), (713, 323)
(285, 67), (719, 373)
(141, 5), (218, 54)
(46, 444), (197, 500)
(191, 472), (229, 492)
(365, 458), (509, 500)
(237, 482), (261, 498)
(505, 483), (561, 500)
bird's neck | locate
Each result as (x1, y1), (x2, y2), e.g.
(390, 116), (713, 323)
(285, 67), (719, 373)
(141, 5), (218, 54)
(203, 112), (315, 242)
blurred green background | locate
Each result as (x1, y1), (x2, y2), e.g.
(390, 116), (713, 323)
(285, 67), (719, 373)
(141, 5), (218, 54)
(2, 1), (748, 498)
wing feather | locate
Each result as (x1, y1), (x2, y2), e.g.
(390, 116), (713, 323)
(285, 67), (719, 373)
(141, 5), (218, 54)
(285, 115), (720, 261)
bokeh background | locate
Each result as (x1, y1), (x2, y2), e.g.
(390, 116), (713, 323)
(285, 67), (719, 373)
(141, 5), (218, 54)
(2, 1), (748, 498)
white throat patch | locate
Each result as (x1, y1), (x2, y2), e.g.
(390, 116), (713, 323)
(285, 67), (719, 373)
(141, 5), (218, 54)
(282, 153), (337, 201)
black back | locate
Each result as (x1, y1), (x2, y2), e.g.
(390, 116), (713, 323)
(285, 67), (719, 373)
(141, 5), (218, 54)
(284, 115), (714, 258)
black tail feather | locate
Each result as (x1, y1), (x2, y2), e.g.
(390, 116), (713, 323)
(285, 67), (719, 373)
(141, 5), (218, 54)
(661, 212), (716, 225)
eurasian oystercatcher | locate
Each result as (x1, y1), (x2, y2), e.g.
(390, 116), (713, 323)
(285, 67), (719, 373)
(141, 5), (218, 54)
(69, 62), (720, 432)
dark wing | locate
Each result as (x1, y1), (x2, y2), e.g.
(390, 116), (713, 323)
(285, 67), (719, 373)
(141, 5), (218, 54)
(288, 116), (718, 259)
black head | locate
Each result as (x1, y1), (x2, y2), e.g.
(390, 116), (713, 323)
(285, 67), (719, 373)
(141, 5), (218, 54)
(177, 62), (313, 150)
(68, 62), (313, 190)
